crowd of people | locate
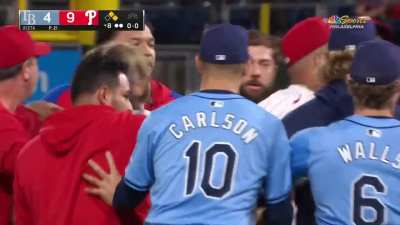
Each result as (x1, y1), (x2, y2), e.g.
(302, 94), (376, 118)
(0, 7), (400, 225)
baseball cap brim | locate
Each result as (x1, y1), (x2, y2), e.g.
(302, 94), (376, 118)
(33, 42), (51, 56)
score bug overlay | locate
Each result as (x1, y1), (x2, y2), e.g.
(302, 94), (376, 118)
(19, 10), (144, 31)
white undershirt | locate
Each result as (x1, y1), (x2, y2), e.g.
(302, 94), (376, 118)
(258, 84), (315, 119)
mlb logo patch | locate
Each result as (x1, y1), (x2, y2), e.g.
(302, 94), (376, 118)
(366, 77), (376, 83)
(367, 128), (382, 138)
(215, 55), (226, 61)
(345, 45), (356, 51)
(210, 100), (224, 108)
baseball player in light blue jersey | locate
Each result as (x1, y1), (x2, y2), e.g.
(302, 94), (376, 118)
(291, 39), (400, 225)
(111, 24), (293, 225)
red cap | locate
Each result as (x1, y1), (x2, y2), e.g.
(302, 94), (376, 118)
(282, 17), (330, 66)
(0, 25), (51, 69)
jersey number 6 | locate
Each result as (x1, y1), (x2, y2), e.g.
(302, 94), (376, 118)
(184, 141), (237, 199)
(352, 175), (387, 225)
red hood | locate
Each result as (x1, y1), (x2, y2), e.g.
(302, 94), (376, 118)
(40, 105), (115, 155)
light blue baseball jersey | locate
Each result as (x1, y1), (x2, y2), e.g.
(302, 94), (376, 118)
(291, 115), (400, 225)
(124, 91), (292, 225)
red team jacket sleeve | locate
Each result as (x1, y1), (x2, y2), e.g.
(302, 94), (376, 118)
(0, 118), (29, 175)
(0, 107), (34, 225)
(14, 162), (32, 225)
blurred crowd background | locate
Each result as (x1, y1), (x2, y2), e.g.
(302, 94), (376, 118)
(0, 0), (400, 101)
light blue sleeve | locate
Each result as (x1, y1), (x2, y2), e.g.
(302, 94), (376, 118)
(123, 116), (156, 191)
(265, 120), (292, 204)
(289, 130), (312, 181)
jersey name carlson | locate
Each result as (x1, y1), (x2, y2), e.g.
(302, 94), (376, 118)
(168, 111), (259, 144)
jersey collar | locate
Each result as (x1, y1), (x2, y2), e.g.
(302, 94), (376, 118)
(345, 114), (400, 128)
(191, 90), (245, 100)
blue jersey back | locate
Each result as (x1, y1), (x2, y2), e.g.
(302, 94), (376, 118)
(124, 91), (292, 225)
(291, 115), (400, 225)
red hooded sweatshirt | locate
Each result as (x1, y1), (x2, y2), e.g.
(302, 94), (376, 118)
(0, 103), (41, 225)
(14, 105), (149, 225)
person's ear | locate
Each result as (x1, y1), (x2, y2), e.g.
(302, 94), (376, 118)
(313, 52), (324, 68)
(96, 85), (112, 106)
(195, 55), (204, 75)
(20, 59), (32, 81)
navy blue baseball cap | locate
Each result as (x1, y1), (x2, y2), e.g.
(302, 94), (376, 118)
(351, 39), (400, 85)
(199, 24), (249, 64)
(328, 21), (377, 51)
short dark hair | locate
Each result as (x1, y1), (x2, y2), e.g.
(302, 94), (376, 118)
(0, 58), (34, 82)
(0, 63), (23, 81)
(202, 61), (246, 75)
(248, 29), (282, 64)
(71, 43), (148, 103)
(348, 79), (398, 109)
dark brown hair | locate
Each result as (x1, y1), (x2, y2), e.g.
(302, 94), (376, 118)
(348, 79), (398, 109)
(248, 29), (282, 64)
(71, 43), (149, 102)
(0, 58), (34, 81)
(321, 49), (355, 83)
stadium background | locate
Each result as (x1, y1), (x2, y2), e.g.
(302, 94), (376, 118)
(0, 0), (399, 101)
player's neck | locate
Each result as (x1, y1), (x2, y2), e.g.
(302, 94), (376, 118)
(0, 97), (19, 113)
(73, 94), (101, 107)
(354, 107), (394, 118)
(200, 74), (241, 94)
(0, 82), (24, 113)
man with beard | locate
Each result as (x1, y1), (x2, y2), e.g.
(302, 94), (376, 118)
(240, 30), (281, 103)
(258, 17), (331, 119)
(43, 25), (179, 114)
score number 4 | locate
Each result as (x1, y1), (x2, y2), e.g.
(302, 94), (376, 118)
(43, 12), (51, 23)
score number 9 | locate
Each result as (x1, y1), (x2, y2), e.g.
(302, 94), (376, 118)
(66, 12), (75, 23)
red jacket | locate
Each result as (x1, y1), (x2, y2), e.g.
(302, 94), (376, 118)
(0, 103), (41, 225)
(144, 80), (175, 111)
(14, 105), (149, 225)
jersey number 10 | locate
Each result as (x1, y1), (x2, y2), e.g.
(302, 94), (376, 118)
(184, 141), (237, 199)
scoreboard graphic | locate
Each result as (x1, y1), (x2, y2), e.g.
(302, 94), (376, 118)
(19, 10), (144, 31)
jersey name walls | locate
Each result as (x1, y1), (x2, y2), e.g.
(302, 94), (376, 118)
(337, 141), (400, 169)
